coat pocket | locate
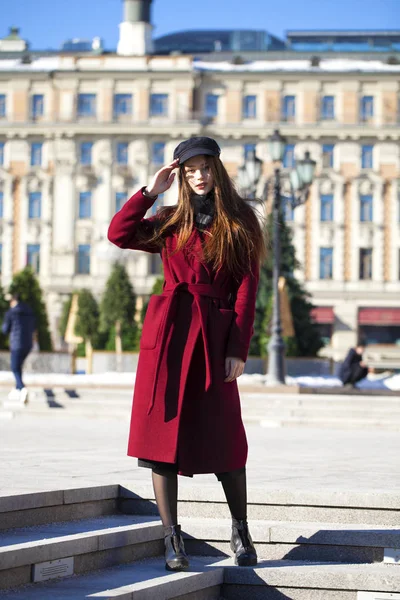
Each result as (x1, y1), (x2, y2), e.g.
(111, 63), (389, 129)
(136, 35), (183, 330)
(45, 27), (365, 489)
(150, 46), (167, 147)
(140, 294), (169, 350)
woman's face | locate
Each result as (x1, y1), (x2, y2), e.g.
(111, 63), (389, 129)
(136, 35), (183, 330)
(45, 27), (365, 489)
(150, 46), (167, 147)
(183, 155), (214, 195)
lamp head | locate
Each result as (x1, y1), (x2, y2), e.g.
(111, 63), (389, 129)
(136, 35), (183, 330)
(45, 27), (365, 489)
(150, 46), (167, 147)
(297, 150), (316, 185)
(268, 129), (287, 162)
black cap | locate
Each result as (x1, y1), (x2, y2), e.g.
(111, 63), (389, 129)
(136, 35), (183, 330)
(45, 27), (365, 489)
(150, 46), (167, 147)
(173, 137), (221, 164)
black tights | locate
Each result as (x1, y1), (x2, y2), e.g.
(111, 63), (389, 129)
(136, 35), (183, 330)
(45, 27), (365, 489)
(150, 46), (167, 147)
(152, 468), (247, 528)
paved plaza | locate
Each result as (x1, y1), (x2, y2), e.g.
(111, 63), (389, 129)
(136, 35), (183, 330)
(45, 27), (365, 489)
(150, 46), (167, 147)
(1, 395), (400, 497)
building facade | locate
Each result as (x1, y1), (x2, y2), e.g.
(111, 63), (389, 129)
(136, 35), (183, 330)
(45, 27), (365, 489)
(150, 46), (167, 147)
(0, 4), (399, 357)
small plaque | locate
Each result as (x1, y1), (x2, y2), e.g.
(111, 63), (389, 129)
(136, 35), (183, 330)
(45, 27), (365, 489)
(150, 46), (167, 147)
(358, 593), (400, 599)
(384, 547), (400, 564)
(32, 557), (74, 583)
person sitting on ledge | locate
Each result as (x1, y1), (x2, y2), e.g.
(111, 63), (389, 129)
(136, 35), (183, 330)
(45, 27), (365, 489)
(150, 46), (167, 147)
(339, 344), (369, 388)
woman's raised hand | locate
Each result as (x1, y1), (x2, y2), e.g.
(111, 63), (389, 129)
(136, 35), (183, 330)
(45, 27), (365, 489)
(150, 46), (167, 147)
(145, 159), (179, 197)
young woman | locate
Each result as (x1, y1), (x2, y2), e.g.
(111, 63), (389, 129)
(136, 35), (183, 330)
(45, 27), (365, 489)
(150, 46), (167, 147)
(108, 136), (266, 572)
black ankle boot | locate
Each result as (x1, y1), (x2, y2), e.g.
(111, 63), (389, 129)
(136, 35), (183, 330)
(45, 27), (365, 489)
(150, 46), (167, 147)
(164, 524), (190, 572)
(230, 519), (258, 567)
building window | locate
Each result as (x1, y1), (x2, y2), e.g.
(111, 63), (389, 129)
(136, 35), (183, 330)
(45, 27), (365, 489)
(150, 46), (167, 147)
(283, 199), (294, 222)
(116, 191), (127, 212)
(27, 244), (40, 273)
(0, 142), (4, 165)
(322, 144), (334, 169)
(321, 96), (335, 120)
(150, 253), (162, 274)
(320, 247), (333, 279)
(77, 93), (96, 117)
(282, 95), (296, 121)
(150, 94), (169, 117)
(361, 145), (373, 169)
(31, 94), (44, 120)
(30, 142), (43, 167)
(283, 144), (295, 169)
(205, 94), (219, 118)
(0, 243), (2, 273)
(360, 195), (373, 222)
(243, 95), (257, 119)
(28, 192), (42, 219)
(398, 249), (400, 280)
(116, 142), (128, 165)
(360, 96), (374, 121)
(113, 94), (132, 119)
(0, 191), (3, 218)
(320, 195), (334, 222)
(359, 248), (373, 280)
(150, 193), (164, 216)
(244, 143), (256, 160)
(0, 94), (6, 118)
(77, 245), (91, 274)
(80, 142), (93, 165)
(79, 192), (92, 219)
(152, 142), (165, 166)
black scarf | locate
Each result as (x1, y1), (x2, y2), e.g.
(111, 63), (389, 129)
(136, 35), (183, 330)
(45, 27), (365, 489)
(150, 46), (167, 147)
(191, 190), (215, 232)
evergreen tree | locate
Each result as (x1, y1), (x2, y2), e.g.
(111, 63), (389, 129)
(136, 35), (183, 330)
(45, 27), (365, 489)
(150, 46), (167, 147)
(141, 274), (164, 325)
(75, 289), (100, 373)
(9, 267), (52, 351)
(99, 263), (138, 356)
(250, 213), (323, 358)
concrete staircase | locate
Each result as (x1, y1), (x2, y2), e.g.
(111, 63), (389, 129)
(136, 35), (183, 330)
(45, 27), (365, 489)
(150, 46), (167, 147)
(2, 389), (400, 431)
(0, 484), (399, 599)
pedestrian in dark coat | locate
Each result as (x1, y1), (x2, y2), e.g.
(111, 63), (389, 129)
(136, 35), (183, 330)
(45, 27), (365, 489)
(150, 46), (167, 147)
(2, 293), (37, 402)
(339, 344), (369, 387)
(108, 137), (266, 572)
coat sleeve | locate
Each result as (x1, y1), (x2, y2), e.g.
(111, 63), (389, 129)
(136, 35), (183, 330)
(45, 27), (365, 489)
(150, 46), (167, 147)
(107, 187), (161, 254)
(1, 309), (11, 336)
(226, 258), (260, 363)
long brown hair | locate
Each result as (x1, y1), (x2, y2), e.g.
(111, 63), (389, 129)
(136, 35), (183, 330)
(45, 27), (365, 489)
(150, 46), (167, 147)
(146, 156), (266, 279)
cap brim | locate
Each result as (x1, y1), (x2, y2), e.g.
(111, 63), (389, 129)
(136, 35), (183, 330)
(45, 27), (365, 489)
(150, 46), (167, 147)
(179, 148), (219, 164)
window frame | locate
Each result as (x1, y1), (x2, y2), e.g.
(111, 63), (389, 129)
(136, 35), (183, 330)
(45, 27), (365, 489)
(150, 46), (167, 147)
(31, 94), (44, 120)
(151, 141), (165, 166)
(0, 142), (4, 166)
(150, 93), (169, 117)
(319, 247), (333, 280)
(359, 248), (373, 280)
(361, 144), (373, 170)
(30, 142), (43, 167)
(77, 244), (91, 275)
(28, 191), (42, 219)
(205, 93), (219, 118)
(27, 243), (40, 273)
(321, 95), (335, 120)
(0, 94), (6, 118)
(282, 144), (296, 169)
(360, 95), (374, 122)
(282, 95), (296, 122)
(320, 194), (334, 222)
(360, 194), (373, 222)
(115, 191), (127, 212)
(78, 191), (92, 219)
(113, 94), (133, 119)
(116, 142), (129, 165)
(80, 142), (93, 166)
(242, 95), (257, 119)
(322, 144), (334, 169)
(77, 93), (97, 118)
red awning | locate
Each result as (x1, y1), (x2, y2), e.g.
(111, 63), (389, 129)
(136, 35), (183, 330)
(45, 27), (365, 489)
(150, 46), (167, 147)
(311, 307), (334, 324)
(358, 308), (400, 326)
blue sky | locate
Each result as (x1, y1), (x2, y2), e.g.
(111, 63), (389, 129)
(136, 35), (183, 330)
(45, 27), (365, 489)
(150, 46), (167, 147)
(2, 0), (399, 50)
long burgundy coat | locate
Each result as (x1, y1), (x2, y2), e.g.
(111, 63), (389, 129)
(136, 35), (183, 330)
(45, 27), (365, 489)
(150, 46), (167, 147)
(108, 188), (260, 476)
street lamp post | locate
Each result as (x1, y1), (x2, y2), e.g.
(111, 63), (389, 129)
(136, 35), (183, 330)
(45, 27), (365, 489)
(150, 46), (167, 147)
(239, 130), (316, 385)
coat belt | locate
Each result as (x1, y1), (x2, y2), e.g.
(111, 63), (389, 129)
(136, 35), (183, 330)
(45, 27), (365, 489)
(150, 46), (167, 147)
(147, 282), (228, 415)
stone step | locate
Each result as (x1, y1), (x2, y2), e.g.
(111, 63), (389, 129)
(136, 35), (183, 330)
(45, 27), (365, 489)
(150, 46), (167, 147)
(254, 416), (400, 431)
(121, 484), (400, 526)
(2, 485), (400, 532)
(0, 557), (399, 600)
(1, 513), (399, 591)
(0, 556), (225, 599)
(0, 515), (163, 591)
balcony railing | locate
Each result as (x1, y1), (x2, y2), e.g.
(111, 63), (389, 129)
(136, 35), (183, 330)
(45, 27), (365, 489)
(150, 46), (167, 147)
(0, 112), (399, 129)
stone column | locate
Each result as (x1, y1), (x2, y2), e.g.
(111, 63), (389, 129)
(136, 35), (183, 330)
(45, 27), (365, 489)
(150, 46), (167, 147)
(1, 172), (15, 288)
(52, 139), (76, 276)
